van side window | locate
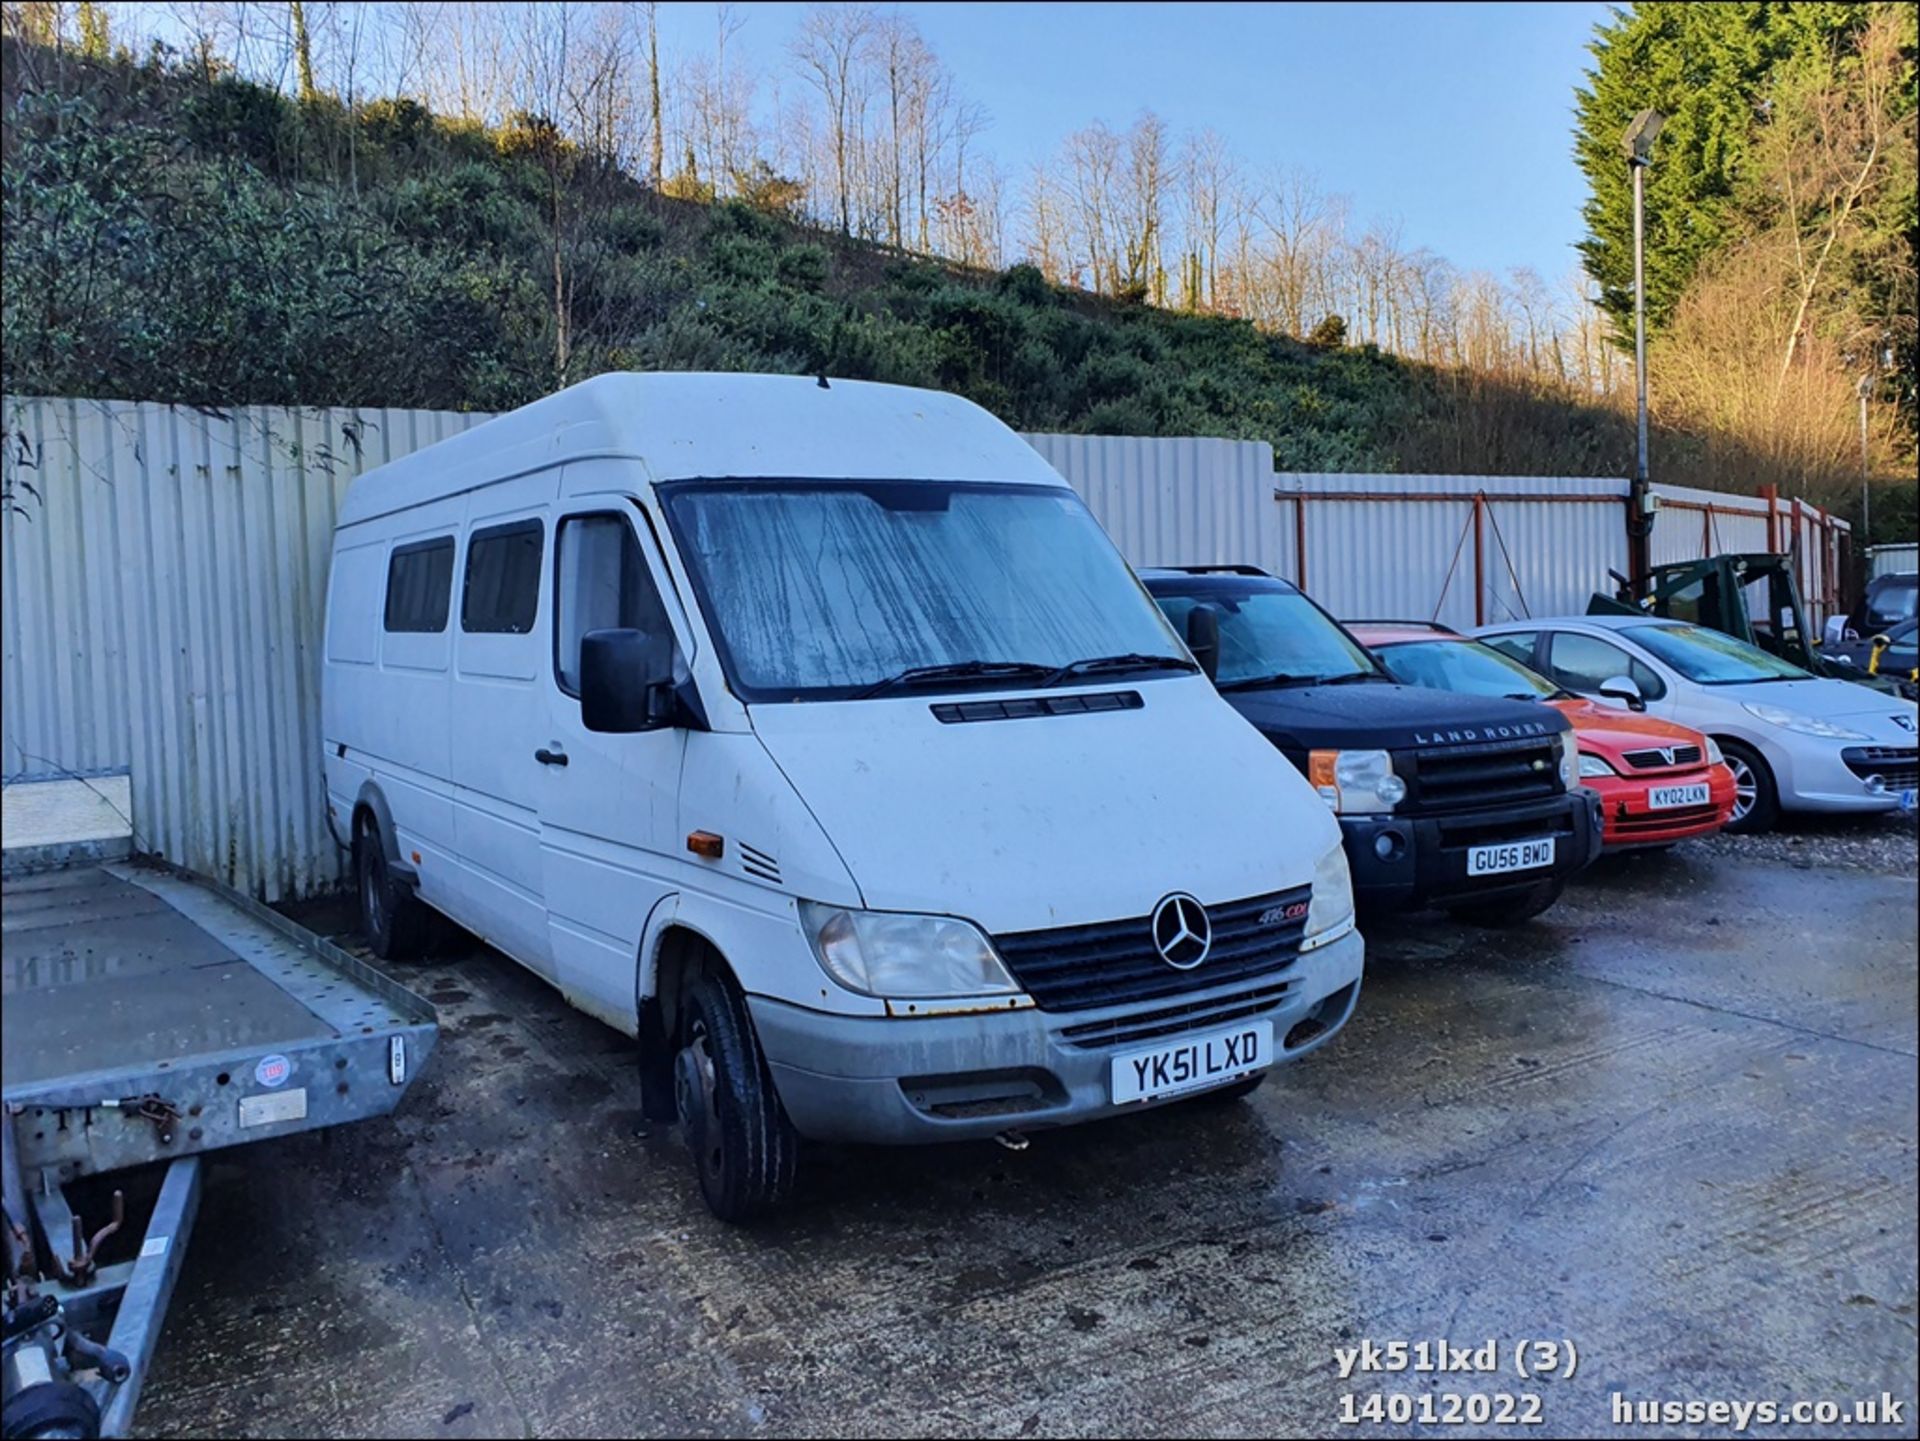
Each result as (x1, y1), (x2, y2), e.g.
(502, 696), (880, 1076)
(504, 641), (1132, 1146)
(462, 520), (544, 634)
(554, 514), (671, 695)
(383, 537), (455, 633)
(1546, 632), (1666, 701)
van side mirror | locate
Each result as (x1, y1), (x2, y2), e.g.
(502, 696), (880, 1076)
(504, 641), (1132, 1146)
(1185, 605), (1220, 682)
(580, 628), (675, 733)
(1598, 674), (1645, 712)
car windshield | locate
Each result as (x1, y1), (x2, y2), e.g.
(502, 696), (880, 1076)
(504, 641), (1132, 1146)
(1630, 623), (1811, 684)
(1152, 585), (1378, 687)
(1374, 638), (1558, 700)
(659, 479), (1187, 701)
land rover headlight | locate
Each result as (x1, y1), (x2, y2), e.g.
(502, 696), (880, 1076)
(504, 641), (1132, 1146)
(1557, 731), (1579, 791)
(1740, 702), (1869, 741)
(1307, 749), (1406, 814)
(798, 902), (1019, 998)
(1578, 752), (1617, 778)
(1703, 736), (1724, 765)
(1302, 841), (1354, 952)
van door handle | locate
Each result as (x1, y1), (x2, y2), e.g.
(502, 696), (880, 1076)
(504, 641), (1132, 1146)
(534, 746), (569, 767)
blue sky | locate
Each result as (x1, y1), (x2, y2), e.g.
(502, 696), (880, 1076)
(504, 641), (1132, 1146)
(658, 0), (1613, 285)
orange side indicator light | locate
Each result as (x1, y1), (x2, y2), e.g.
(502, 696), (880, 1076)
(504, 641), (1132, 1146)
(687, 831), (725, 860)
(1307, 749), (1340, 806)
(410, 851), (422, 865)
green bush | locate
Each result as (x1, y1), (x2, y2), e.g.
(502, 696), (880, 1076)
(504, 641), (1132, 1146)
(775, 244), (830, 293)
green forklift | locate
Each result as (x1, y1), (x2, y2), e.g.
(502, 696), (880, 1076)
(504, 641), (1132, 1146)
(1589, 552), (1912, 697)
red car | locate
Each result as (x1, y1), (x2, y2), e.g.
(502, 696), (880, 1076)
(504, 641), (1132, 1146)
(1350, 623), (1737, 850)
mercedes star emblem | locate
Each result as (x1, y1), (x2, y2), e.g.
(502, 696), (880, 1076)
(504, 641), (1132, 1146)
(1151, 893), (1212, 970)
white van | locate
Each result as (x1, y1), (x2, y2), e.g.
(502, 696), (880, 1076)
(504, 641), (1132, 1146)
(321, 373), (1362, 1219)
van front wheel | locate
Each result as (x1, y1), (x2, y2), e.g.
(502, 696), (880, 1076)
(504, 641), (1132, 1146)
(674, 971), (799, 1223)
(354, 815), (433, 961)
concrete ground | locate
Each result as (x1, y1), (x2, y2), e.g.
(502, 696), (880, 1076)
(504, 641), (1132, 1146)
(137, 818), (1917, 1439)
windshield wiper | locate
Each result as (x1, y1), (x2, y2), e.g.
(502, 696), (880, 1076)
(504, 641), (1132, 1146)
(857, 659), (1055, 699)
(1042, 652), (1199, 686)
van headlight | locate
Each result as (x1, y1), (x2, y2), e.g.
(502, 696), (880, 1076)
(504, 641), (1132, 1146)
(1703, 735), (1724, 765)
(1578, 751), (1616, 778)
(798, 902), (1019, 998)
(1307, 749), (1406, 814)
(1301, 841), (1354, 952)
(1557, 731), (1579, 791)
(1740, 702), (1869, 741)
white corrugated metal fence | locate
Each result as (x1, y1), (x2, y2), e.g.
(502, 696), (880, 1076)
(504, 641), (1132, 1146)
(2, 397), (488, 897)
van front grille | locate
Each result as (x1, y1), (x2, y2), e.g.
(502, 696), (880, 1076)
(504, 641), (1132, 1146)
(992, 886), (1310, 1014)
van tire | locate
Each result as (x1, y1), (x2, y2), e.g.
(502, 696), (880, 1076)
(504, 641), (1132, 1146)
(1718, 740), (1779, 834)
(354, 815), (433, 961)
(1446, 878), (1565, 928)
(675, 969), (799, 1223)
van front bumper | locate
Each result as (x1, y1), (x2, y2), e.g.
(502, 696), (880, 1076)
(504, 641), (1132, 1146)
(747, 927), (1364, 1146)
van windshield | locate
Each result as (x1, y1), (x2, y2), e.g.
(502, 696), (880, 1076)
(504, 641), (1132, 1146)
(660, 480), (1188, 701)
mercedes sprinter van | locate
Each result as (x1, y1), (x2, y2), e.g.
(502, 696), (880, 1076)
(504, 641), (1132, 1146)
(322, 373), (1363, 1219)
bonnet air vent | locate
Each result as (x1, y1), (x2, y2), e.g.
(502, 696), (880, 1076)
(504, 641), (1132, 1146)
(739, 841), (781, 884)
(930, 691), (1144, 724)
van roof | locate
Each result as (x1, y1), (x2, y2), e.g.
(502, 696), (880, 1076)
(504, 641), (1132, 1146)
(336, 372), (1066, 529)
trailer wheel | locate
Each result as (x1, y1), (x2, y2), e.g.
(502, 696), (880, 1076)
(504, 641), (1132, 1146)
(1718, 740), (1779, 834)
(1447, 878), (1565, 928)
(353, 814), (433, 961)
(673, 969), (799, 1223)
(2, 1380), (100, 1441)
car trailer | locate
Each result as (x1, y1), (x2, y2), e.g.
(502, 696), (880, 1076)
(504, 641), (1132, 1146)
(2, 809), (437, 1440)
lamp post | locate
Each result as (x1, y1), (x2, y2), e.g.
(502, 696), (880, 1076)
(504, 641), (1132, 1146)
(1856, 371), (1873, 544)
(1622, 108), (1664, 588)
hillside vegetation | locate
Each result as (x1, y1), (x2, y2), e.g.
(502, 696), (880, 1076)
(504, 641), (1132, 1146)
(0, 37), (1639, 480)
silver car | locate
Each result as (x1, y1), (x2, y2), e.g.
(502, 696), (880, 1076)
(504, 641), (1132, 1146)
(1472, 615), (1918, 833)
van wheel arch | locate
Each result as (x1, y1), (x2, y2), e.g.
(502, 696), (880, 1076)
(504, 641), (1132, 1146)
(638, 925), (719, 1122)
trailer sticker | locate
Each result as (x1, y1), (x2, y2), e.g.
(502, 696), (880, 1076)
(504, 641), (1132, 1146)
(255, 1054), (293, 1088)
(238, 1088), (309, 1128)
(140, 1236), (170, 1259)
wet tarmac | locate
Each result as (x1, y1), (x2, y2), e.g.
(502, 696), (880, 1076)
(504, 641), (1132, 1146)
(137, 826), (1917, 1438)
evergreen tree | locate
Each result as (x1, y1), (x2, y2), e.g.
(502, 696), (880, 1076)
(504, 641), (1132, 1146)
(1572, 2), (1882, 338)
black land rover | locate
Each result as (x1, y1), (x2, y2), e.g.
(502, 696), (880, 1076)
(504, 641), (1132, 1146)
(1142, 566), (1603, 924)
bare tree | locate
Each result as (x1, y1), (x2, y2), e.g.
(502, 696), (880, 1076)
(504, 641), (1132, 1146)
(1178, 128), (1237, 310)
(1062, 121), (1123, 292)
(1121, 111), (1169, 301)
(287, 0), (317, 100)
(1251, 168), (1337, 335)
(792, 2), (875, 236)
